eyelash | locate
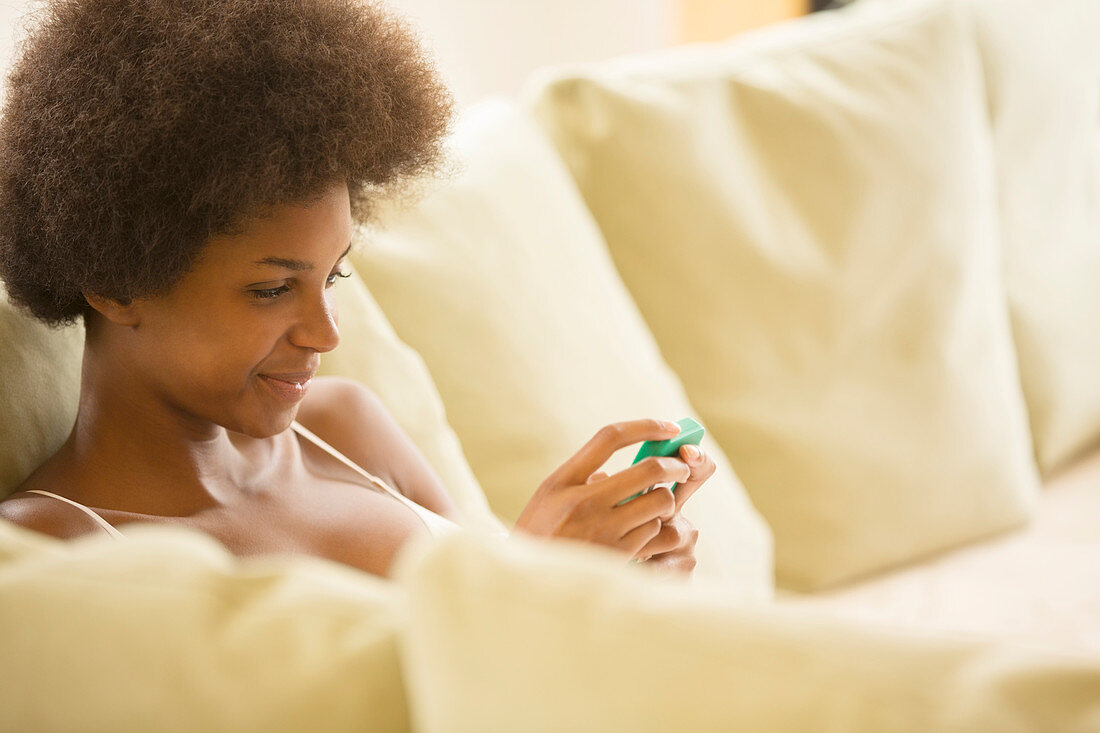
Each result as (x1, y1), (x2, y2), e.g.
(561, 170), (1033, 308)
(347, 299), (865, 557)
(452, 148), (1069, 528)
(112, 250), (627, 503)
(251, 269), (351, 301)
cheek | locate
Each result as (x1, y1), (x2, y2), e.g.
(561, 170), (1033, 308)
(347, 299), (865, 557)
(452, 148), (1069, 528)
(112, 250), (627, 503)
(149, 307), (282, 390)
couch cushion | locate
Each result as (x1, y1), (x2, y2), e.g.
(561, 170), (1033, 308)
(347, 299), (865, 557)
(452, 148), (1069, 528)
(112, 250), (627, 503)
(392, 524), (1100, 733)
(0, 518), (414, 732)
(319, 261), (505, 535)
(965, 0), (1100, 476)
(348, 97), (773, 600)
(0, 286), (83, 498)
(776, 442), (1100, 656)
(523, 0), (1039, 590)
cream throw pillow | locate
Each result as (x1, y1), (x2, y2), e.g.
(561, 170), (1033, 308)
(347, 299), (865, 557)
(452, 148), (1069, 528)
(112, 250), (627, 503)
(524, 0), (1040, 590)
(393, 528), (1100, 733)
(964, 0), (1100, 477)
(349, 97), (772, 600)
(319, 261), (505, 534)
(0, 519), (410, 732)
(0, 285), (82, 497)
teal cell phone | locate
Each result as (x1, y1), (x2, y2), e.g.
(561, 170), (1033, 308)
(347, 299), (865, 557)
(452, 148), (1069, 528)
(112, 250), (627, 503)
(615, 417), (705, 506)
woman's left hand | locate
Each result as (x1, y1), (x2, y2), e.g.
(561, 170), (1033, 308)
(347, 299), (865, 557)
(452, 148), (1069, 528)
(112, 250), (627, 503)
(634, 512), (699, 577)
(586, 442), (713, 578)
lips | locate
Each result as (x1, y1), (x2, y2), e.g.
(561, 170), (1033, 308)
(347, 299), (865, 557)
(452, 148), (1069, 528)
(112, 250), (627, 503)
(260, 370), (316, 384)
(258, 368), (316, 402)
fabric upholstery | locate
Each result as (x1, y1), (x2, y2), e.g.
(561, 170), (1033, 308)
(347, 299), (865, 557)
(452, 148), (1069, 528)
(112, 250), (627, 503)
(964, 0), (1100, 476)
(393, 526), (1100, 733)
(0, 519), (414, 732)
(319, 261), (506, 534)
(523, 0), (1040, 590)
(348, 97), (773, 599)
(0, 286), (83, 498)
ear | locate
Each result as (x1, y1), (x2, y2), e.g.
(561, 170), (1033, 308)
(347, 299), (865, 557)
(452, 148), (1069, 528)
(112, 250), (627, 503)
(82, 289), (142, 328)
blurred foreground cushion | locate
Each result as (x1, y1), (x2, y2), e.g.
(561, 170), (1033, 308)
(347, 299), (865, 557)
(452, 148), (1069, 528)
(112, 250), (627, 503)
(349, 97), (772, 600)
(0, 518), (415, 732)
(393, 527), (1100, 733)
(524, 0), (1039, 590)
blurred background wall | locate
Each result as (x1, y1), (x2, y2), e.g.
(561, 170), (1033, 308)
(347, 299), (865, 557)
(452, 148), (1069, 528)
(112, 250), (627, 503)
(382, 0), (808, 107)
(0, 0), (809, 108)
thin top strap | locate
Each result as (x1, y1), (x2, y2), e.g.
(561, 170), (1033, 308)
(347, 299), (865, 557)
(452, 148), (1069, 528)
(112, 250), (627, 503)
(24, 489), (128, 540)
(289, 420), (406, 501)
(288, 420), (457, 536)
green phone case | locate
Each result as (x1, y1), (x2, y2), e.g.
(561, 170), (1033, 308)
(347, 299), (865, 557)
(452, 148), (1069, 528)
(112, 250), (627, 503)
(615, 417), (705, 506)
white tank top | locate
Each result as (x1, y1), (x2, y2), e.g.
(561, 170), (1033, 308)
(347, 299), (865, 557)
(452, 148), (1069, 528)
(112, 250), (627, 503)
(24, 419), (463, 541)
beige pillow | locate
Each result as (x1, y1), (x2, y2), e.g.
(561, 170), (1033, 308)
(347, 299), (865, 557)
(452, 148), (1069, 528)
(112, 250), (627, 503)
(392, 528), (1100, 733)
(350, 97), (773, 599)
(524, 0), (1040, 590)
(320, 261), (505, 534)
(964, 0), (1100, 477)
(0, 285), (83, 497)
(0, 519), (410, 732)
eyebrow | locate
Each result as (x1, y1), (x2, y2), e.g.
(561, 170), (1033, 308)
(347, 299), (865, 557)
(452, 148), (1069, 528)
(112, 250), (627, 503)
(252, 242), (352, 271)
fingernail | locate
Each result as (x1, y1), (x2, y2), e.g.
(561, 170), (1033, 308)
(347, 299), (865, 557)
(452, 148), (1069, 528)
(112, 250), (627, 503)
(664, 420), (680, 432)
(682, 445), (700, 462)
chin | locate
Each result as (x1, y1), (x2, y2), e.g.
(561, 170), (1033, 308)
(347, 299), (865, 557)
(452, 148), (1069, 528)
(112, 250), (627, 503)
(263, 410), (299, 438)
(228, 406), (298, 440)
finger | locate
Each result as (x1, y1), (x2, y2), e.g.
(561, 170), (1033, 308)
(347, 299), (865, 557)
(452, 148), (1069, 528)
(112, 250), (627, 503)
(669, 444), (717, 513)
(551, 419), (681, 486)
(612, 486), (677, 537)
(598, 456), (691, 507)
(585, 470), (610, 485)
(640, 552), (698, 578)
(655, 488), (678, 522)
(635, 519), (683, 558)
(619, 517), (662, 558)
(639, 514), (698, 559)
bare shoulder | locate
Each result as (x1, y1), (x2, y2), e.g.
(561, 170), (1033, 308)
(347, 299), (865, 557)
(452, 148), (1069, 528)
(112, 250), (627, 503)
(0, 488), (102, 540)
(294, 376), (461, 522)
(295, 375), (386, 436)
(294, 376), (393, 468)
(1, 450), (119, 540)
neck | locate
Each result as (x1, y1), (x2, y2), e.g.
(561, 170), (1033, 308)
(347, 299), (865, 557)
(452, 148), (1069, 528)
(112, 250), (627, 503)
(59, 330), (282, 516)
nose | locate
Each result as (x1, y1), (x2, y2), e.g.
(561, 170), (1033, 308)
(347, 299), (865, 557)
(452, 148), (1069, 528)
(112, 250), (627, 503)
(289, 291), (340, 353)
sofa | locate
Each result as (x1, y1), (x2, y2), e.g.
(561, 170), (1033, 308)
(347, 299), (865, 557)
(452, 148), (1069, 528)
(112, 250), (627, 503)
(2, 0), (1099, 729)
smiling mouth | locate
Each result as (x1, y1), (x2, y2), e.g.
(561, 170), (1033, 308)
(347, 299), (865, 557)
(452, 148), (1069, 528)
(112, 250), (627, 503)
(258, 374), (313, 402)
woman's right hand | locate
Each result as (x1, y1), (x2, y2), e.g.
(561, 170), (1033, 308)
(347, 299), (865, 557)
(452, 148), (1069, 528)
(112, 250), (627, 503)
(512, 419), (693, 560)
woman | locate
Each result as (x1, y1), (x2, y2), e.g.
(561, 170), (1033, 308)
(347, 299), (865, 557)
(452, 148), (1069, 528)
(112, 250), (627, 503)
(0, 0), (711, 578)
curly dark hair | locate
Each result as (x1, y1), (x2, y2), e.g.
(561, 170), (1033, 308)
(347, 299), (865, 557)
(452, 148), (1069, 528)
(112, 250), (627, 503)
(0, 0), (456, 328)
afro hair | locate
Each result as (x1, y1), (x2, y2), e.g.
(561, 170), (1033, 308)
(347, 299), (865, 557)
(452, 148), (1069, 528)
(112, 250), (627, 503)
(0, 0), (457, 327)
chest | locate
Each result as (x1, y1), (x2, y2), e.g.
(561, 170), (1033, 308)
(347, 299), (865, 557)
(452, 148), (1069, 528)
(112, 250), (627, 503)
(185, 475), (434, 579)
(19, 427), (438, 579)
(89, 444), (435, 579)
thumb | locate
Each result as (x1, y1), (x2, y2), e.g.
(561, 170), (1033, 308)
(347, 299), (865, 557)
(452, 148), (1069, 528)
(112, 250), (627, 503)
(586, 470), (610, 485)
